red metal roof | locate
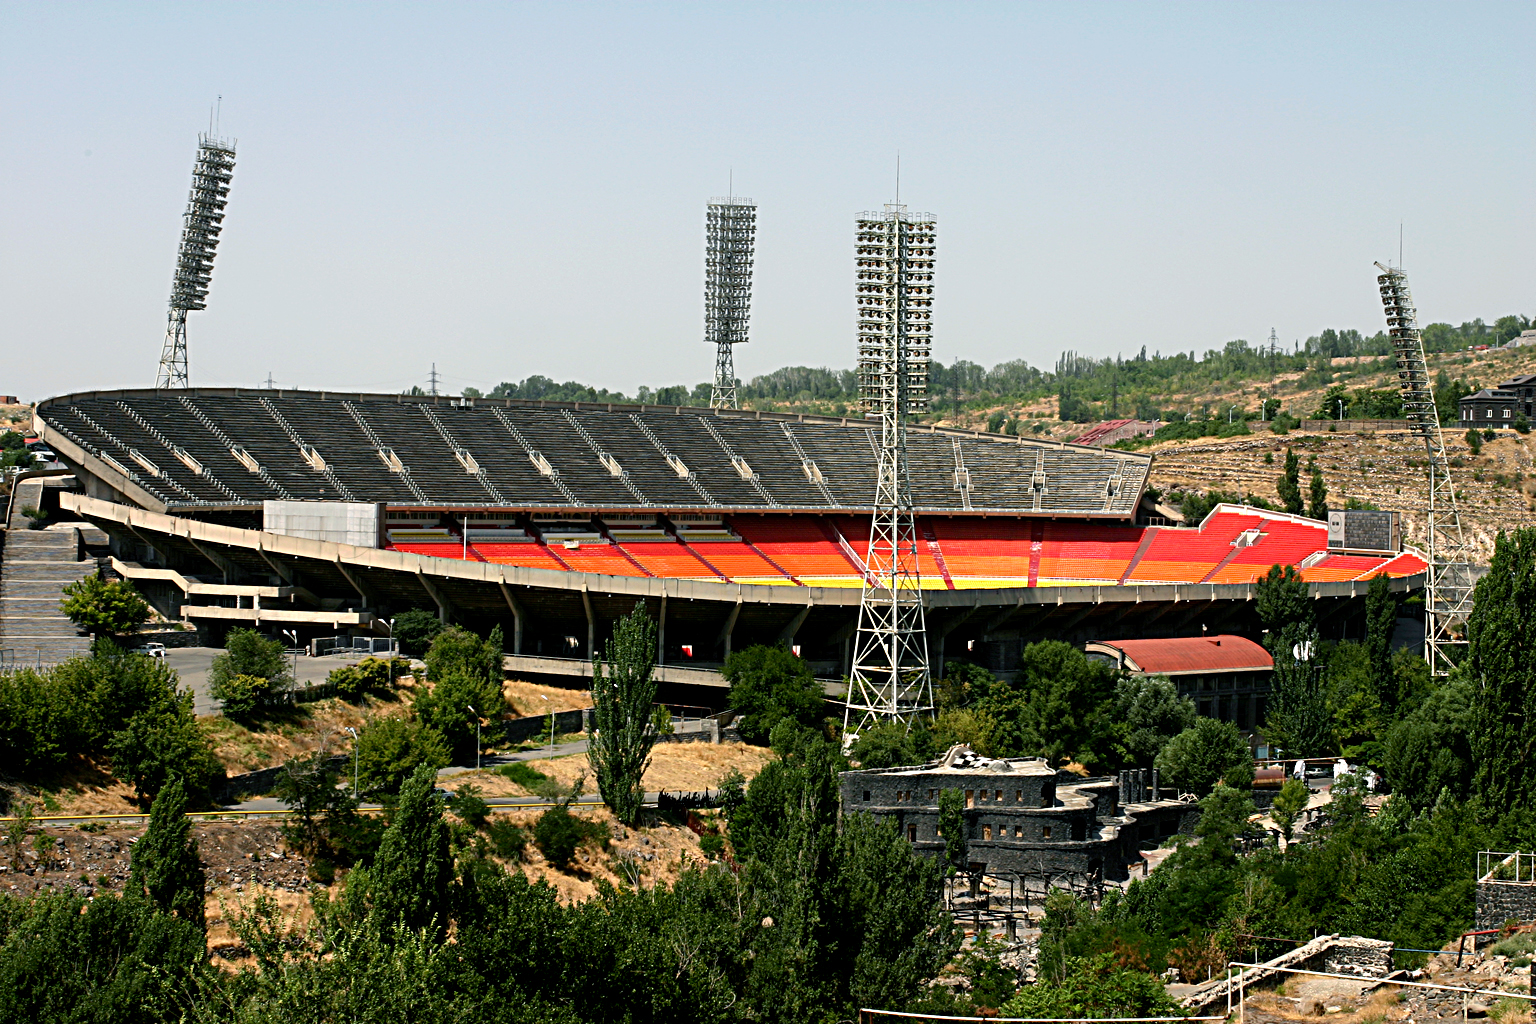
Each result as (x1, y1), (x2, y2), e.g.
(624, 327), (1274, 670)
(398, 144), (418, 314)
(1093, 634), (1272, 675)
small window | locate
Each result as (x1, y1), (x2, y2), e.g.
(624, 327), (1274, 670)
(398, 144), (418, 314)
(928, 789), (936, 800)
(1016, 790), (1023, 803)
(983, 825), (992, 840)
(965, 789), (975, 808)
(908, 824), (917, 842)
(863, 791), (871, 802)
(1014, 826), (1023, 838)
(1043, 825), (1053, 839)
(995, 789), (1003, 801)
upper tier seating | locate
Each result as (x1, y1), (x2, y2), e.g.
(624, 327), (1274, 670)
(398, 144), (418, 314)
(40, 390), (1154, 516)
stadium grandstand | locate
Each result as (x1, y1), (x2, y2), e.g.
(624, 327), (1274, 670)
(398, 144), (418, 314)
(33, 388), (1425, 687)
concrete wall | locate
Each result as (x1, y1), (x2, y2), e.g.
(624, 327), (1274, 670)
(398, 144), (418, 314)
(263, 501), (383, 548)
(504, 708), (588, 745)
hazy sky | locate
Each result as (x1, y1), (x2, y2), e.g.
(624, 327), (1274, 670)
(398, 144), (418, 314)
(3, 2), (1531, 401)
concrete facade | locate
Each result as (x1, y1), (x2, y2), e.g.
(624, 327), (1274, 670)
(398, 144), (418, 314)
(839, 746), (1199, 883)
(264, 500), (383, 548)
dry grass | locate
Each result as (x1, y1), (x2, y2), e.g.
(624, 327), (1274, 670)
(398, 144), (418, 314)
(200, 696), (404, 775)
(501, 678), (592, 716)
(466, 741), (775, 799)
(206, 883), (323, 971)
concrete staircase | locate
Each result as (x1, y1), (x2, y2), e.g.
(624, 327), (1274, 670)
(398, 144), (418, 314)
(0, 526), (93, 667)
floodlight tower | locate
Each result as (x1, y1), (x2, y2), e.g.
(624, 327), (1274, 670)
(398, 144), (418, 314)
(842, 204), (936, 742)
(1374, 262), (1472, 675)
(704, 196), (756, 408)
(156, 133), (236, 389)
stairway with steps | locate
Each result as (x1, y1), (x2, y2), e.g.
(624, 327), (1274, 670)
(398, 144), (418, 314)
(0, 527), (93, 666)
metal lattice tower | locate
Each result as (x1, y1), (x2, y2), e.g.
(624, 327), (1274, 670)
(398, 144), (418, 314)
(704, 197), (756, 409)
(1375, 262), (1473, 674)
(157, 133), (236, 389)
(843, 204), (936, 742)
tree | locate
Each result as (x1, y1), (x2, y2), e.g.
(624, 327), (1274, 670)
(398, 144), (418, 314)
(1111, 675), (1197, 768)
(59, 575), (151, 636)
(359, 763), (454, 937)
(128, 777), (206, 928)
(1465, 427), (1483, 455)
(1255, 564), (1313, 641)
(107, 698), (224, 805)
(275, 749), (357, 856)
(937, 788), (969, 876)
(850, 720), (919, 769)
(589, 602), (659, 826)
(1363, 573), (1398, 716)
(1003, 954), (1179, 1018)
(1154, 718), (1250, 796)
(412, 626), (505, 761)
(724, 644), (826, 745)
(1383, 675), (1474, 811)
(1469, 528), (1536, 814)
(208, 628), (290, 718)
(0, 892), (207, 1024)
(1277, 447), (1303, 514)
(976, 640), (1118, 765)
(391, 608), (444, 656)
(1270, 777), (1309, 846)
(353, 714), (450, 795)
(1308, 466), (1329, 520)
(1264, 632), (1333, 758)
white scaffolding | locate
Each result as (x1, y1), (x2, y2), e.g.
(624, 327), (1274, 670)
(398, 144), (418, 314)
(1374, 263), (1472, 674)
(157, 133), (236, 390)
(704, 197), (756, 409)
(843, 204), (936, 741)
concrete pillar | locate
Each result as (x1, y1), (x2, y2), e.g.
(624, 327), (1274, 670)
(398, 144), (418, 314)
(581, 588), (595, 662)
(1150, 768), (1160, 802)
(657, 592), (667, 666)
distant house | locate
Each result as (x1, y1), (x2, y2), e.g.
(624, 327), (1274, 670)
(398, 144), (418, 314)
(1083, 634), (1273, 728)
(1460, 388), (1519, 427)
(1504, 330), (1536, 350)
(1498, 374), (1536, 419)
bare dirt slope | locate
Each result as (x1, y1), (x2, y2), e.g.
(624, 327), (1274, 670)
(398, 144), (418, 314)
(457, 741), (775, 799)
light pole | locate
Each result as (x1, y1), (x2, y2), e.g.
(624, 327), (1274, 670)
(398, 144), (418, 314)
(467, 704), (480, 771)
(382, 617), (396, 688)
(540, 693), (552, 754)
(344, 726), (359, 796)
(281, 629), (299, 695)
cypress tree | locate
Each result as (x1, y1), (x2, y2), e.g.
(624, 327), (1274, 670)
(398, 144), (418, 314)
(1308, 466), (1329, 520)
(1364, 572), (1398, 715)
(367, 763), (453, 937)
(128, 777), (206, 929)
(1277, 447), (1303, 514)
(590, 602), (659, 826)
(1469, 529), (1536, 814)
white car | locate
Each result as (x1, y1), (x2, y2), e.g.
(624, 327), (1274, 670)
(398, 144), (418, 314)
(134, 643), (167, 659)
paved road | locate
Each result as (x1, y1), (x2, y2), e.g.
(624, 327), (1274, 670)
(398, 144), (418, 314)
(166, 647), (378, 716)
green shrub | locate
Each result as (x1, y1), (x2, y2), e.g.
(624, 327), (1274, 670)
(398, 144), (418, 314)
(353, 715), (450, 795)
(533, 802), (608, 870)
(699, 833), (725, 860)
(210, 673), (272, 719)
(487, 819), (527, 859)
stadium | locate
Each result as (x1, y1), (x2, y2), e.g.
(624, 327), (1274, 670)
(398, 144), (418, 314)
(34, 386), (1426, 699)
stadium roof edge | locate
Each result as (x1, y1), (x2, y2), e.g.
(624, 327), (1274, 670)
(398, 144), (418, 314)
(34, 387), (1151, 462)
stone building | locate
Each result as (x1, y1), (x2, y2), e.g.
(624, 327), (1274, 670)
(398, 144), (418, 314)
(839, 745), (1199, 885)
